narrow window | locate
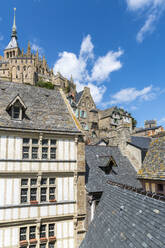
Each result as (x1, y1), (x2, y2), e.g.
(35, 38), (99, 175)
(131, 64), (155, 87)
(42, 147), (48, 159)
(40, 225), (46, 238)
(12, 106), (20, 119)
(40, 244), (46, 248)
(20, 227), (27, 241)
(49, 243), (55, 248)
(41, 187), (47, 202)
(22, 146), (29, 159)
(49, 187), (55, 201)
(49, 224), (54, 237)
(157, 184), (163, 192)
(50, 148), (56, 159)
(29, 226), (36, 240)
(32, 147), (38, 159)
(21, 188), (28, 203)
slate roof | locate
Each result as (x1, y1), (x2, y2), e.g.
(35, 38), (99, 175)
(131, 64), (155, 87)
(80, 182), (165, 248)
(5, 37), (19, 50)
(85, 145), (141, 193)
(0, 81), (80, 133)
(135, 125), (162, 133)
(128, 136), (152, 150)
(138, 136), (165, 179)
(98, 107), (116, 120)
(75, 90), (84, 104)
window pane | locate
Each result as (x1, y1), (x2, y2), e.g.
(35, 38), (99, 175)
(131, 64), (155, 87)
(30, 188), (37, 201)
(23, 147), (29, 152)
(41, 178), (47, 185)
(21, 179), (28, 186)
(50, 139), (56, 145)
(29, 226), (36, 239)
(42, 139), (48, 145)
(40, 244), (46, 248)
(49, 188), (55, 194)
(50, 148), (56, 159)
(20, 227), (27, 241)
(49, 178), (55, 185)
(40, 225), (46, 238)
(31, 178), (37, 185)
(49, 243), (55, 248)
(41, 188), (47, 194)
(32, 139), (38, 144)
(21, 188), (28, 203)
(32, 147), (38, 159)
(23, 138), (30, 144)
(49, 224), (54, 237)
(42, 147), (48, 159)
(41, 187), (47, 202)
(13, 106), (20, 119)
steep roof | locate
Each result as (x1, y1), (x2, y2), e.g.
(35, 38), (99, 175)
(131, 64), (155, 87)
(138, 136), (165, 179)
(85, 145), (141, 193)
(0, 81), (80, 133)
(80, 183), (165, 248)
(75, 90), (84, 104)
(98, 107), (115, 120)
(135, 125), (162, 133)
(128, 136), (152, 150)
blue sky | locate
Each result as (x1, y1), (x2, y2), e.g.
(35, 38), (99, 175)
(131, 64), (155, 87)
(0, 0), (165, 128)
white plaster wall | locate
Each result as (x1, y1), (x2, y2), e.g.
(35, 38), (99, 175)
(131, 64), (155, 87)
(0, 227), (18, 248)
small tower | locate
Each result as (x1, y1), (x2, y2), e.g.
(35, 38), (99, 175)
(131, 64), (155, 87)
(4, 8), (20, 59)
(27, 41), (31, 57)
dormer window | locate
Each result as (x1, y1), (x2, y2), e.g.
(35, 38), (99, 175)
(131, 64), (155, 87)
(6, 95), (27, 121)
(12, 105), (21, 119)
(99, 156), (117, 175)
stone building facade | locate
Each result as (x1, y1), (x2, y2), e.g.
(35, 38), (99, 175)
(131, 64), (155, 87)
(0, 82), (86, 248)
(0, 9), (76, 94)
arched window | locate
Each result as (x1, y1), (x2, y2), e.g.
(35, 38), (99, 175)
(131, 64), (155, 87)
(10, 52), (12, 58)
(13, 51), (15, 57)
(7, 52), (9, 58)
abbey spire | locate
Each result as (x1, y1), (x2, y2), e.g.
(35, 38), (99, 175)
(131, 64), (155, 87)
(11, 8), (17, 39)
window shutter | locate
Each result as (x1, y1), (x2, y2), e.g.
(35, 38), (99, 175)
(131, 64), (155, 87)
(75, 109), (79, 118)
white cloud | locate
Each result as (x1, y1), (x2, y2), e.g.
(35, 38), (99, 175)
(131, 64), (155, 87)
(110, 85), (154, 104)
(80, 35), (94, 60)
(89, 49), (123, 82)
(158, 117), (165, 124)
(31, 42), (44, 55)
(76, 81), (106, 104)
(53, 35), (123, 104)
(126, 0), (165, 42)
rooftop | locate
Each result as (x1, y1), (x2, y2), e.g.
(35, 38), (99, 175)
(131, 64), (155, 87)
(85, 145), (141, 193)
(80, 182), (165, 248)
(0, 81), (80, 133)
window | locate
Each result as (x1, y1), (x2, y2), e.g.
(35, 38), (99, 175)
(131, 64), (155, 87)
(157, 184), (164, 192)
(29, 226), (36, 240)
(22, 138), (56, 160)
(41, 177), (56, 202)
(22, 138), (39, 160)
(49, 224), (55, 237)
(17, 65), (20, 71)
(21, 177), (56, 204)
(21, 178), (37, 204)
(40, 225), (46, 238)
(12, 106), (20, 119)
(20, 227), (27, 241)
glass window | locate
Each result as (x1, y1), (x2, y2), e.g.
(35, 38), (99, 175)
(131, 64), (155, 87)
(42, 147), (48, 159)
(21, 179), (28, 186)
(30, 188), (37, 201)
(40, 225), (46, 238)
(31, 178), (37, 186)
(49, 243), (55, 248)
(40, 244), (46, 248)
(50, 139), (56, 145)
(49, 224), (54, 237)
(13, 106), (20, 119)
(21, 188), (28, 203)
(41, 188), (47, 202)
(32, 147), (38, 159)
(49, 178), (55, 185)
(20, 227), (27, 241)
(42, 139), (48, 145)
(50, 148), (56, 159)
(49, 187), (55, 200)
(29, 226), (36, 240)
(32, 139), (38, 145)
(41, 178), (47, 185)
(23, 146), (29, 159)
(23, 138), (30, 144)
